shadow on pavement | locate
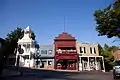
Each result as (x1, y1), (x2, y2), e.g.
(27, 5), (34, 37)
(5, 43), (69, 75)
(0, 67), (97, 80)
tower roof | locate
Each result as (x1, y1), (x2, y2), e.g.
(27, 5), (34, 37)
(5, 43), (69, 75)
(18, 26), (34, 43)
(24, 26), (31, 32)
(54, 32), (76, 41)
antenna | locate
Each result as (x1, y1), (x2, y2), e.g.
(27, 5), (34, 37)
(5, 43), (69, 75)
(64, 16), (66, 32)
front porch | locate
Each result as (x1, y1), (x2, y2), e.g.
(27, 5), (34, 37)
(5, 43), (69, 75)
(79, 56), (105, 72)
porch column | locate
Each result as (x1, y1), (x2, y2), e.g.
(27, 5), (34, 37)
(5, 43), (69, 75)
(88, 57), (90, 71)
(79, 57), (82, 71)
(80, 57), (81, 64)
(102, 57), (105, 72)
(95, 57), (97, 70)
(82, 60), (84, 70)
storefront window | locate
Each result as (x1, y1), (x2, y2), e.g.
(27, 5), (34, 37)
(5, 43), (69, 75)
(41, 50), (47, 54)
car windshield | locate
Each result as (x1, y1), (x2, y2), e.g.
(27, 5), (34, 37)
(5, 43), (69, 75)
(115, 60), (120, 66)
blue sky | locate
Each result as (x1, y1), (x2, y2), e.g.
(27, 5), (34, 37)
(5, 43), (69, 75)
(0, 0), (119, 46)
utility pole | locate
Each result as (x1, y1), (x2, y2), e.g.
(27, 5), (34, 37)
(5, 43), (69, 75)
(63, 16), (67, 32)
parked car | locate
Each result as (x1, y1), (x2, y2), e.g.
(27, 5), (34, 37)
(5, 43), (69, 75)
(113, 60), (120, 79)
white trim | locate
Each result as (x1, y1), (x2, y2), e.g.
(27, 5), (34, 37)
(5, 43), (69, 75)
(78, 56), (105, 72)
(88, 57), (90, 71)
(79, 56), (103, 58)
(102, 57), (105, 72)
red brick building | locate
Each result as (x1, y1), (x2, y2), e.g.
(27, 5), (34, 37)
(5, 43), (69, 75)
(54, 32), (78, 70)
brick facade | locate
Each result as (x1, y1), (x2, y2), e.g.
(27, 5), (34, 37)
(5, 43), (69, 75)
(54, 32), (78, 70)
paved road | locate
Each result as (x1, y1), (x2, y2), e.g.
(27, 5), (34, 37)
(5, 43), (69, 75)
(0, 68), (116, 80)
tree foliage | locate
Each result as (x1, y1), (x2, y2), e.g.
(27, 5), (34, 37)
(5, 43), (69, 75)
(0, 27), (36, 75)
(34, 41), (39, 49)
(94, 0), (120, 38)
(5, 27), (36, 58)
(5, 28), (24, 55)
(31, 31), (36, 40)
(6, 28), (24, 42)
(6, 27), (36, 41)
(98, 44), (119, 71)
(1, 27), (36, 61)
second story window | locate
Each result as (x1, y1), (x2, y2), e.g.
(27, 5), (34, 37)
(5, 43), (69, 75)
(84, 47), (86, 53)
(90, 47), (96, 54)
(48, 50), (52, 54)
(41, 50), (47, 54)
(90, 47), (92, 54)
(80, 47), (86, 53)
(80, 47), (83, 53)
(94, 47), (96, 54)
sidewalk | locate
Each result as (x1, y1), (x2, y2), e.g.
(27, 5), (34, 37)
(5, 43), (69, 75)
(31, 67), (106, 73)
(31, 67), (79, 72)
(56, 69), (78, 72)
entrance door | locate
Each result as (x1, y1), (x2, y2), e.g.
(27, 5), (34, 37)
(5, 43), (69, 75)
(90, 61), (95, 70)
(56, 59), (67, 70)
(62, 60), (67, 69)
(67, 60), (76, 70)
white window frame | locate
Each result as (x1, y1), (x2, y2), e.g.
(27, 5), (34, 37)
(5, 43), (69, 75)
(80, 47), (86, 54)
(90, 47), (96, 54)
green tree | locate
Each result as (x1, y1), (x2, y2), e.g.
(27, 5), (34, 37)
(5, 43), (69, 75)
(0, 27), (36, 76)
(5, 28), (24, 55)
(6, 28), (24, 42)
(6, 27), (36, 41)
(6, 27), (36, 55)
(34, 41), (39, 49)
(104, 44), (109, 50)
(98, 44), (104, 55)
(108, 46), (119, 52)
(31, 31), (36, 40)
(98, 44), (118, 71)
(94, 0), (120, 38)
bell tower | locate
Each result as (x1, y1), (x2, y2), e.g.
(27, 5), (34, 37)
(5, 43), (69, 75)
(17, 26), (36, 67)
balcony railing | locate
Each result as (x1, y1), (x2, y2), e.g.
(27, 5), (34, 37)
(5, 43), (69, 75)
(56, 49), (77, 54)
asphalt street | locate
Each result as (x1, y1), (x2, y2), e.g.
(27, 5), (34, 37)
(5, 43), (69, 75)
(0, 68), (116, 80)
